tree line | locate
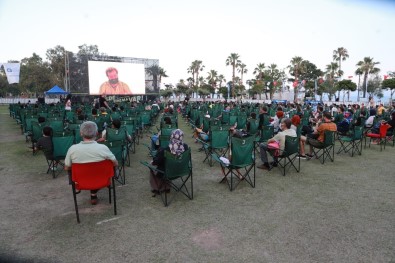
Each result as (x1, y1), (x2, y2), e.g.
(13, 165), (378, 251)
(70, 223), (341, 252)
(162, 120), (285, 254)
(1, 44), (394, 102)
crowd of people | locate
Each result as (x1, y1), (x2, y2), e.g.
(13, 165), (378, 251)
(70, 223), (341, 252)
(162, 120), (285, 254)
(18, 96), (395, 206)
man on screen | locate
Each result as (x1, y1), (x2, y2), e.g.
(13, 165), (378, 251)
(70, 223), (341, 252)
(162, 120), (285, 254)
(99, 67), (132, 95)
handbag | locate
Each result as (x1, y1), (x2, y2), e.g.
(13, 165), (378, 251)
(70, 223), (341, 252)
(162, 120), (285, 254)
(267, 141), (280, 157)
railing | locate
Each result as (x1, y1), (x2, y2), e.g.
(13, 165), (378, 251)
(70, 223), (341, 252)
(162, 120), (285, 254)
(0, 98), (60, 104)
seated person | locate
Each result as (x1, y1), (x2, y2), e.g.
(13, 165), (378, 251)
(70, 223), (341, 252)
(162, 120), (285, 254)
(193, 114), (211, 142)
(353, 110), (367, 127)
(97, 119), (132, 142)
(150, 129), (189, 196)
(76, 108), (85, 121)
(246, 112), (258, 135)
(291, 115), (301, 132)
(151, 116), (172, 149)
(35, 126), (54, 161)
(258, 106), (271, 129)
(65, 121), (118, 205)
(365, 109), (376, 128)
(387, 112), (395, 135)
(91, 108), (99, 117)
(271, 110), (284, 133)
(257, 118), (296, 170)
(299, 111), (337, 158)
(38, 116), (46, 124)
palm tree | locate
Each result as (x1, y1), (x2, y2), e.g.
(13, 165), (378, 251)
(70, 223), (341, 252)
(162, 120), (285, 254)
(288, 56), (305, 101)
(356, 57), (380, 98)
(237, 63), (247, 85)
(253, 63), (266, 99)
(265, 64), (280, 99)
(158, 67), (168, 85)
(217, 74), (226, 88)
(226, 53), (241, 97)
(145, 65), (161, 93)
(333, 47), (349, 77)
(333, 47), (349, 97)
(206, 69), (218, 88)
(325, 62), (339, 100)
(187, 60), (205, 97)
(253, 63), (266, 82)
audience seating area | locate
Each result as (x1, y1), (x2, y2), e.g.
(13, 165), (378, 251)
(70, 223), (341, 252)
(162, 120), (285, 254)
(8, 100), (394, 220)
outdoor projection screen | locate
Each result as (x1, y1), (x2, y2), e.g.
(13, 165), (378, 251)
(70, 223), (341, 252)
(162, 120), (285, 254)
(88, 61), (145, 95)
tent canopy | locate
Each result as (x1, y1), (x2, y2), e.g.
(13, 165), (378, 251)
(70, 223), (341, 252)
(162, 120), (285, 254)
(45, 85), (68, 95)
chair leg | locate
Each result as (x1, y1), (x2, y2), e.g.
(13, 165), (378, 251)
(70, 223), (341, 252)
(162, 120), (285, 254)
(112, 177), (117, 215)
(72, 184), (80, 223)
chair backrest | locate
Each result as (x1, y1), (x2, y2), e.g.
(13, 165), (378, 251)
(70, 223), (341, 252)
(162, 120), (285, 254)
(283, 136), (299, 156)
(221, 112), (230, 124)
(352, 126), (363, 140)
(323, 130), (335, 146)
(236, 114), (247, 129)
(49, 120), (64, 133)
(259, 125), (274, 142)
(210, 128), (230, 149)
(159, 127), (176, 148)
(164, 148), (192, 180)
(31, 122), (45, 142)
(248, 119), (260, 135)
(106, 126), (128, 142)
(52, 135), (74, 160)
(379, 123), (390, 137)
(262, 114), (271, 126)
(230, 135), (255, 167)
(105, 140), (126, 164)
(71, 160), (114, 190)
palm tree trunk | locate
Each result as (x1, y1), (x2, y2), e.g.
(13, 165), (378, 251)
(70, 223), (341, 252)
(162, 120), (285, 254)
(232, 66), (236, 98)
(362, 73), (368, 98)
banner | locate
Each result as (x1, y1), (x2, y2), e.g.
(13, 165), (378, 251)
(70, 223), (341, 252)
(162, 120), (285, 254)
(3, 63), (21, 84)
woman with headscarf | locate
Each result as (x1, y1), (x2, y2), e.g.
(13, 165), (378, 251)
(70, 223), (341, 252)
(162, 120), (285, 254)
(150, 129), (189, 196)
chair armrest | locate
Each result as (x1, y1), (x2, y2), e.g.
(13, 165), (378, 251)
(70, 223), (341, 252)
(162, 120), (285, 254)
(140, 161), (164, 174)
(196, 138), (209, 147)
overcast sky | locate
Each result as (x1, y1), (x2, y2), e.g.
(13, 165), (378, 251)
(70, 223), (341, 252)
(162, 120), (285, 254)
(0, 0), (394, 90)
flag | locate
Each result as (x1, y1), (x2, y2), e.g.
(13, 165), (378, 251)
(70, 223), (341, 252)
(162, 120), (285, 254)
(3, 63), (21, 84)
(348, 76), (353, 79)
(384, 75), (388, 80)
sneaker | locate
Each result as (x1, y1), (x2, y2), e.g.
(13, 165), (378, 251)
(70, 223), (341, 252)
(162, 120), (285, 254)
(306, 153), (313, 158)
(298, 154), (307, 159)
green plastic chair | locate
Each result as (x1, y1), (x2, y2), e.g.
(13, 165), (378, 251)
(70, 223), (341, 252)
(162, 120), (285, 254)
(337, 126), (363, 157)
(310, 130), (336, 164)
(212, 135), (256, 191)
(140, 148), (193, 206)
(276, 136), (300, 176)
(198, 125), (230, 167)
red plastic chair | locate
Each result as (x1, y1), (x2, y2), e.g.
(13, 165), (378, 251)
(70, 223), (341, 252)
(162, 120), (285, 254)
(365, 123), (390, 151)
(71, 160), (116, 223)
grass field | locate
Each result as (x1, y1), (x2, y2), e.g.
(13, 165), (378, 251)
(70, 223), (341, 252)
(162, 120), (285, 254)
(0, 105), (394, 263)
